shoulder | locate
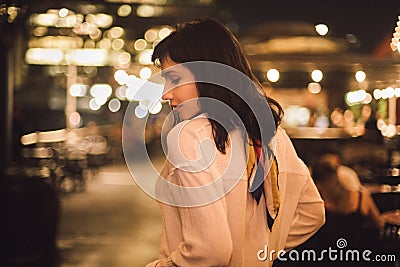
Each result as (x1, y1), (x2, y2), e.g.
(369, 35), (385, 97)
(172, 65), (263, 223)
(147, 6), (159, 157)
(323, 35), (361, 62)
(337, 165), (358, 177)
(274, 127), (305, 172)
(167, 115), (211, 145)
(166, 115), (214, 164)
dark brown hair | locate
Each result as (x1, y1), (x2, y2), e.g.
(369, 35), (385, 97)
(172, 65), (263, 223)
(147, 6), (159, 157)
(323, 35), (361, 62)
(152, 18), (283, 153)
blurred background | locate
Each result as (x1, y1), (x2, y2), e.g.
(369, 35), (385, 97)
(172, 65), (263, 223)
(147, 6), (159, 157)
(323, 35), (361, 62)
(0, 0), (399, 266)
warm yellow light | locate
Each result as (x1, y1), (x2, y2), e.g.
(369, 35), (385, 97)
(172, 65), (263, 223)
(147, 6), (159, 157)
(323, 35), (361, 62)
(98, 39), (111, 49)
(137, 5), (163, 17)
(377, 119), (386, 130)
(94, 13), (113, 28)
(108, 98), (121, 112)
(283, 106), (311, 127)
(363, 93), (372, 104)
(381, 88), (389, 99)
(118, 52), (131, 66)
(116, 85), (127, 99)
(134, 39), (147, 51)
(95, 96), (108, 106)
(385, 124), (397, 137)
(112, 39), (124, 50)
(311, 69), (323, 82)
(69, 83), (88, 97)
(69, 112), (81, 127)
(37, 129), (67, 143)
(28, 36), (83, 49)
(315, 24), (329, 36)
(90, 83), (112, 99)
(144, 29), (158, 42)
(59, 8), (69, 18)
(355, 71), (366, 82)
(308, 82), (321, 94)
(139, 67), (152, 79)
(343, 110), (354, 122)
(114, 70), (128, 85)
(31, 13), (58, 27)
(109, 27), (124, 39)
(159, 27), (172, 39)
(373, 89), (382, 100)
(89, 98), (101, 110)
(85, 14), (95, 24)
(73, 22), (96, 35)
(33, 13), (83, 28)
(386, 87), (395, 98)
(20, 133), (38, 145)
(117, 5), (132, 17)
(84, 40), (96, 48)
(395, 87), (400, 97)
(89, 28), (102, 40)
(33, 27), (48, 37)
(330, 109), (344, 127)
(25, 48), (64, 65)
(138, 49), (154, 65)
(65, 49), (109, 66)
(346, 90), (367, 105)
(266, 68), (279, 82)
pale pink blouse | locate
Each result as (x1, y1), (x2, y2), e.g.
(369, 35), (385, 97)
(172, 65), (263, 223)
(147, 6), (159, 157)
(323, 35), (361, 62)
(146, 115), (325, 267)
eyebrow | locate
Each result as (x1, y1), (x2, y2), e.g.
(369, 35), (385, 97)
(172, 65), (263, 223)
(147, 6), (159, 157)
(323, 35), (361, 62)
(161, 70), (178, 78)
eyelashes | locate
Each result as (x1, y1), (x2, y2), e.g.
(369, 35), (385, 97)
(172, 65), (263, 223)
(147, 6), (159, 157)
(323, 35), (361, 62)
(171, 78), (181, 85)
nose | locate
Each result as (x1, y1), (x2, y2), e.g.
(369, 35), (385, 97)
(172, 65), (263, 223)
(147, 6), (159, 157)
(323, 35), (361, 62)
(162, 86), (173, 101)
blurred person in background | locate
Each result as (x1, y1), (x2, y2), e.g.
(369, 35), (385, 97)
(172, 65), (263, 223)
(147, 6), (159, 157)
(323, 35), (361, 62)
(312, 157), (384, 242)
(317, 149), (362, 191)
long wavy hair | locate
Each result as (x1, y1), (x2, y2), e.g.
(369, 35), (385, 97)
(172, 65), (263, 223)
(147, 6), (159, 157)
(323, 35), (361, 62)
(152, 18), (283, 154)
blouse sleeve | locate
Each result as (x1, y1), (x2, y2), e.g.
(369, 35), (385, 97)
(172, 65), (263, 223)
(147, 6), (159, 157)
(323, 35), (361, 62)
(158, 122), (233, 266)
(284, 163), (326, 250)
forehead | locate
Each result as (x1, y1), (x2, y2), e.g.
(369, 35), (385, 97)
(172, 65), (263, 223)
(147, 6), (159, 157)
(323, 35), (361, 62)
(160, 55), (192, 76)
(160, 55), (180, 70)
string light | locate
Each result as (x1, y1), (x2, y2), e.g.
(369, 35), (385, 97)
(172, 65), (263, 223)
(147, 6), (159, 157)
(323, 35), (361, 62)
(390, 15), (400, 51)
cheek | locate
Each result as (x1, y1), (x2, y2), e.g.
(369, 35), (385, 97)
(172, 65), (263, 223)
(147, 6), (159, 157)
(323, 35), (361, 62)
(186, 83), (199, 99)
(163, 81), (175, 94)
(174, 84), (198, 102)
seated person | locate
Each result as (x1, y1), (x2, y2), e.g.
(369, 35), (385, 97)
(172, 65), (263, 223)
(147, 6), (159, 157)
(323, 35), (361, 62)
(311, 158), (384, 248)
(317, 150), (362, 192)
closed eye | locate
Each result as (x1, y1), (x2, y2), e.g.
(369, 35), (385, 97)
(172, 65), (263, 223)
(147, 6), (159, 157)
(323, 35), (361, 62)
(171, 78), (181, 85)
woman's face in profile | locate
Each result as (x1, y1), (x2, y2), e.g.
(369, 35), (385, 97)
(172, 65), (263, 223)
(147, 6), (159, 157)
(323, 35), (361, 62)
(160, 55), (200, 120)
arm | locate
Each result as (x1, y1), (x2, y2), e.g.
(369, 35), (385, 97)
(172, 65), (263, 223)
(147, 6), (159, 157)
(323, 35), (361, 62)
(155, 120), (233, 266)
(272, 128), (325, 252)
(284, 164), (326, 250)
(360, 189), (384, 230)
(154, 167), (233, 267)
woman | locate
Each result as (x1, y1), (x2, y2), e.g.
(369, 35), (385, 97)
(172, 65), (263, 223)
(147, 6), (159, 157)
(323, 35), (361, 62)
(312, 157), (383, 236)
(146, 19), (325, 267)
